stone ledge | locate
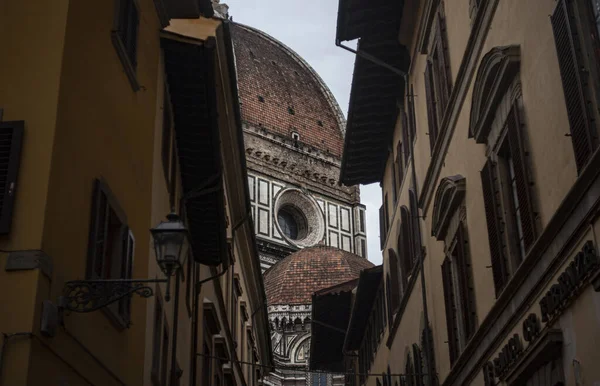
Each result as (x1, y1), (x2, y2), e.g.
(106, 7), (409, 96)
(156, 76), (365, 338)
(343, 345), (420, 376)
(5, 250), (53, 279)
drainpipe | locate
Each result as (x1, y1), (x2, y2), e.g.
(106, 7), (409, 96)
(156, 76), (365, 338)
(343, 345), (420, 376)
(335, 40), (436, 385)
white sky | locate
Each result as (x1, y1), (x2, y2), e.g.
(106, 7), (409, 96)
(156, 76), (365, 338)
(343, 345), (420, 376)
(226, 0), (383, 264)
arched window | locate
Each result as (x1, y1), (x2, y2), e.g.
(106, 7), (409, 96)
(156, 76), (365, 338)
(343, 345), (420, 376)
(409, 190), (422, 261)
(421, 325), (438, 386)
(405, 352), (415, 386)
(277, 208), (299, 239)
(412, 344), (423, 386)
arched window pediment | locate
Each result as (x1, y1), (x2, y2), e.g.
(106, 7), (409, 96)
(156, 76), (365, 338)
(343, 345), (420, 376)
(470, 45), (520, 143)
(432, 175), (466, 240)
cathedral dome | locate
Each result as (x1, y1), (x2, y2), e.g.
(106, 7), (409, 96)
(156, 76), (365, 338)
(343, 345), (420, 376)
(230, 23), (346, 158)
(263, 246), (374, 306)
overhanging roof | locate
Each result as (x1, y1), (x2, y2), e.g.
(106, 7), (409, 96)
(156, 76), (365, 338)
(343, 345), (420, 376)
(339, 36), (409, 186)
(309, 279), (358, 373)
(336, 0), (404, 42)
(336, 0), (409, 186)
(343, 266), (383, 352)
(162, 36), (227, 266)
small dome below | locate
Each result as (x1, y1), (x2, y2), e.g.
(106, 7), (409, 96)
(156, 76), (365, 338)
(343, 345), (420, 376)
(263, 246), (374, 306)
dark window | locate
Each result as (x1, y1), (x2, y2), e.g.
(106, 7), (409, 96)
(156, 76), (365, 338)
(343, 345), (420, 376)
(405, 353), (415, 386)
(112, 0), (140, 89)
(413, 344), (423, 386)
(424, 7), (452, 154)
(407, 85), (417, 143)
(0, 121), (24, 235)
(160, 322), (170, 385)
(396, 140), (404, 191)
(402, 112), (411, 166)
(441, 257), (459, 365)
(398, 207), (413, 287)
(441, 224), (476, 365)
(409, 190), (422, 262)
(384, 194), (390, 232)
(359, 209), (365, 233)
(151, 297), (163, 384)
(392, 158), (398, 205)
(278, 208), (298, 239)
(551, 0), (600, 171)
(162, 84), (177, 207)
(86, 179), (134, 327)
(202, 342), (211, 386)
(379, 204), (387, 251)
(481, 104), (536, 296)
(388, 249), (401, 316)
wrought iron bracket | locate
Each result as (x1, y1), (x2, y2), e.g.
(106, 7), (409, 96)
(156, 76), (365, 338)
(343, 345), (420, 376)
(60, 279), (167, 313)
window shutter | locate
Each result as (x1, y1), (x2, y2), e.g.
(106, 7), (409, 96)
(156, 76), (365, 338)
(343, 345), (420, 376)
(384, 193), (390, 233)
(408, 86), (417, 142)
(454, 224), (476, 339)
(379, 205), (386, 250)
(441, 258), (459, 365)
(400, 207), (413, 275)
(551, 0), (597, 172)
(392, 159), (398, 205)
(402, 112), (411, 165)
(0, 121), (24, 234)
(435, 11), (452, 110)
(480, 159), (509, 295)
(397, 141), (404, 188)
(409, 191), (421, 264)
(424, 62), (438, 153)
(413, 344), (423, 386)
(120, 229), (135, 324)
(421, 325), (437, 386)
(87, 179), (109, 279)
(406, 353), (415, 386)
(506, 104), (537, 251)
(389, 250), (401, 311)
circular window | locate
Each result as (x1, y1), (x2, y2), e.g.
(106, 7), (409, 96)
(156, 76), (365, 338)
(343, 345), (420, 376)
(273, 189), (325, 248)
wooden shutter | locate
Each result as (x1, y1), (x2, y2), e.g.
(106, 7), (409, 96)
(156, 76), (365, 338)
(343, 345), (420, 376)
(406, 353), (415, 386)
(389, 250), (401, 311)
(408, 86), (417, 142)
(435, 10), (452, 110)
(506, 104), (537, 251)
(379, 205), (386, 250)
(441, 258), (459, 365)
(120, 229), (135, 324)
(551, 0), (597, 172)
(400, 207), (413, 274)
(87, 179), (109, 279)
(392, 158), (398, 205)
(454, 224), (476, 339)
(421, 325), (437, 385)
(386, 276), (393, 325)
(402, 112), (411, 165)
(481, 159), (509, 295)
(0, 121), (24, 234)
(397, 141), (404, 187)
(409, 191), (421, 264)
(424, 61), (438, 153)
(413, 344), (423, 386)
(384, 194), (390, 233)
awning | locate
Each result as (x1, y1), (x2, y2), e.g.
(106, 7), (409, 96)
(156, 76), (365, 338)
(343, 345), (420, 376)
(336, 0), (404, 43)
(336, 0), (409, 186)
(309, 279), (358, 372)
(343, 266), (383, 351)
(162, 36), (227, 266)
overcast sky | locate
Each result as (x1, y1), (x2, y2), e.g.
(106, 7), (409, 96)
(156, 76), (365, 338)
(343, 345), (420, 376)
(226, 0), (383, 264)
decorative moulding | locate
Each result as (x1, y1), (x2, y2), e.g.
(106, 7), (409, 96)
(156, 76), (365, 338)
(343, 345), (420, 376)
(431, 175), (466, 240)
(469, 45), (520, 143)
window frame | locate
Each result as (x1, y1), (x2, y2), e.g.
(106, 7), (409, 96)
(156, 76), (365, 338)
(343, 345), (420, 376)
(111, 0), (141, 91)
(86, 178), (134, 328)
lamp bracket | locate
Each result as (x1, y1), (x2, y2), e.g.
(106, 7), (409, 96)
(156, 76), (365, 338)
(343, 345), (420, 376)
(61, 279), (167, 313)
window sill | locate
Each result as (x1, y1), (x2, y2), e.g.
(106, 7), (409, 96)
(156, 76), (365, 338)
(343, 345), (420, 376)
(111, 31), (141, 92)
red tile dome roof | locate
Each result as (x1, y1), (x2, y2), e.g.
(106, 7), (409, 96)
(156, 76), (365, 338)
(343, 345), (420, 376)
(230, 23), (346, 158)
(263, 246), (374, 306)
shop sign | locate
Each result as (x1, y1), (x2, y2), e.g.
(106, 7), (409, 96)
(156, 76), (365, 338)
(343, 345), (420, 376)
(483, 240), (598, 385)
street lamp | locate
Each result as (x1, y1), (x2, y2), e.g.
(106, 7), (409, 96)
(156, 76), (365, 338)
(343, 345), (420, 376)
(61, 212), (190, 313)
(150, 212), (190, 301)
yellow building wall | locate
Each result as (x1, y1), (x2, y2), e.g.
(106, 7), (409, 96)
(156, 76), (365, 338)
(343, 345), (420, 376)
(381, 0), (586, 383)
